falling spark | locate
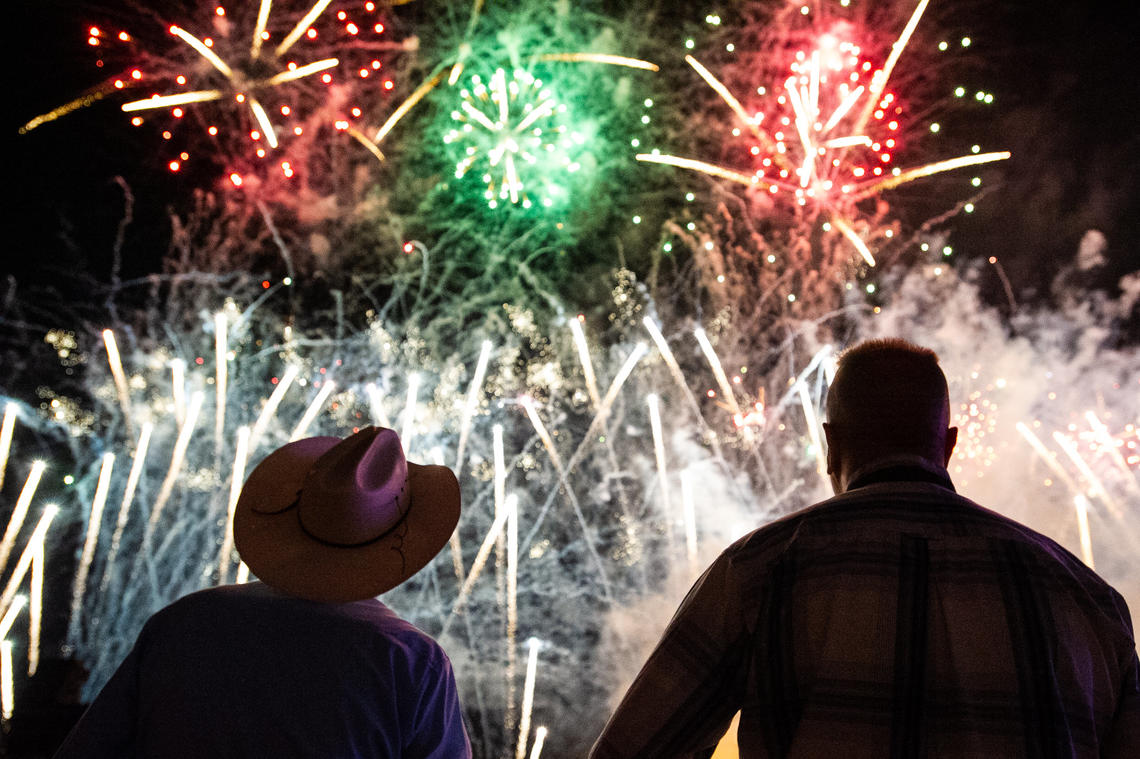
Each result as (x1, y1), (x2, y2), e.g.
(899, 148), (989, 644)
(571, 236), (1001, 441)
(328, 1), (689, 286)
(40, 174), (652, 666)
(1085, 411), (1140, 493)
(145, 392), (204, 542)
(537, 53), (659, 71)
(830, 215), (876, 266)
(529, 726), (548, 759)
(170, 25), (233, 77)
(215, 311), (228, 446)
(67, 453), (115, 645)
(1016, 422), (1082, 493)
(1052, 430), (1124, 521)
(442, 497), (513, 636)
(274, 0), (335, 58)
(647, 394), (672, 526)
(264, 58), (339, 86)
(0, 461), (47, 577)
(520, 398), (564, 475)
(685, 55), (769, 147)
(693, 328), (742, 416)
(102, 330), (133, 435)
(680, 469), (698, 575)
(0, 640), (11, 721)
(249, 364), (300, 451)
(1073, 495), (1095, 569)
(171, 359), (187, 426)
(121, 90), (225, 111)
(516, 637), (541, 759)
(0, 505), (59, 627)
(0, 597), (25, 640)
(851, 152), (1011, 198)
(456, 341), (493, 471)
(372, 70), (447, 144)
(289, 380), (337, 442)
(506, 492), (520, 740)
(218, 426), (251, 584)
(250, 0), (272, 60)
(0, 403), (17, 491)
(400, 375), (420, 451)
(568, 318), (602, 410)
(635, 153), (761, 187)
(98, 422), (153, 597)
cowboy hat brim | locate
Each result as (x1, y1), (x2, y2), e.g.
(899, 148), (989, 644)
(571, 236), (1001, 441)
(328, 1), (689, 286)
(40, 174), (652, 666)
(233, 436), (460, 603)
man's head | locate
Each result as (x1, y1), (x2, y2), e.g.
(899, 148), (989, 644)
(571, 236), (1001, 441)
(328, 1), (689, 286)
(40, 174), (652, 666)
(233, 427), (461, 602)
(823, 338), (957, 493)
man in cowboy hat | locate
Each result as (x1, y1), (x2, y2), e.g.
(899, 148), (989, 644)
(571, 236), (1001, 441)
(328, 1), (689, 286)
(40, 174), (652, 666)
(591, 338), (1138, 758)
(56, 426), (472, 758)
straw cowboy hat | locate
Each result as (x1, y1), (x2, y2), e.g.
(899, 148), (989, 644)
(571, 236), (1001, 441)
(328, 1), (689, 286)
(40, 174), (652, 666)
(233, 426), (460, 602)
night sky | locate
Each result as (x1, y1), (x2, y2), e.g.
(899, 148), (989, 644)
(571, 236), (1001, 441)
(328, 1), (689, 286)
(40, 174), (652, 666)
(8, 0), (1139, 306)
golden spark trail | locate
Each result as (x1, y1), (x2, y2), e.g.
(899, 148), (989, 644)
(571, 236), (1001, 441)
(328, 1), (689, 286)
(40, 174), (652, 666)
(1073, 495), (1095, 569)
(538, 53), (659, 71)
(853, 0), (929, 136)
(0, 403), (16, 491)
(171, 359), (187, 426)
(121, 90), (224, 112)
(251, 0), (273, 59)
(635, 153), (761, 187)
(680, 470), (698, 575)
(265, 58), (339, 86)
(456, 341), (493, 471)
(521, 398), (565, 476)
(516, 637), (541, 759)
(290, 380), (337, 442)
(0, 461), (46, 577)
(647, 394), (672, 529)
(441, 497), (513, 636)
(250, 365), (300, 451)
(686, 56), (768, 147)
(248, 97), (278, 148)
(1085, 411), (1140, 493)
(1052, 431), (1125, 521)
(218, 426), (251, 584)
(0, 640), (11, 720)
(0, 505), (59, 629)
(0, 596), (25, 640)
(99, 422), (152, 597)
(694, 328), (742, 417)
(831, 215), (876, 266)
(215, 312), (228, 447)
(373, 70), (446, 144)
(851, 152), (1011, 198)
(103, 330), (133, 436)
(145, 392), (204, 544)
(28, 542), (45, 675)
(399, 375), (420, 451)
(274, 0), (334, 58)
(506, 492), (519, 739)
(568, 318), (602, 410)
(20, 84), (118, 133)
(171, 25), (233, 77)
(1016, 422), (1082, 493)
(67, 453), (115, 644)
(529, 726), (548, 759)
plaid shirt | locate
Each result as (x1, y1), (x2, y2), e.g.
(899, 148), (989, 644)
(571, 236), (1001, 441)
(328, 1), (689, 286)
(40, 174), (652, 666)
(591, 467), (1139, 758)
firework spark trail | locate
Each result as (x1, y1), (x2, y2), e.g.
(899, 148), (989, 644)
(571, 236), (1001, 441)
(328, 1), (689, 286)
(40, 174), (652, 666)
(103, 330), (133, 437)
(98, 422), (153, 598)
(537, 53), (659, 71)
(215, 312), (229, 450)
(1052, 431), (1132, 537)
(218, 426), (251, 584)
(693, 328), (742, 417)
(647, 394), (673, 534)
(516, 637), (541, 759)
(0, 403), (17, 491)
(289, 381), (337, 442)
(141, 392), (204, 557)
(1073, 494), (1095, 569)
(400, 375), (420, 451)
(851, 0), (930, 137)
(67, 453), (116, 646)
(796, 382), (826, 475)
(0, 506), (59, 633)
(680, 469), (699, 576)
(441, 496), (513, 637)
(0, 597), (25, 640)
(1084, 411), (1140, 494)
(0, 461), (47, 577)
(456, 341), (493, 471)
(249, 365), (300, 452)
(569, 319), (602, 410)
(529, 726), (548, 759)
(171, 360), (187, 427)
(0, 640), (11, 720)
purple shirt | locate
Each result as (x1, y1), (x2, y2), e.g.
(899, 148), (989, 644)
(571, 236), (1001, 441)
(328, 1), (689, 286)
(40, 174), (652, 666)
(55, 582), (471, 758)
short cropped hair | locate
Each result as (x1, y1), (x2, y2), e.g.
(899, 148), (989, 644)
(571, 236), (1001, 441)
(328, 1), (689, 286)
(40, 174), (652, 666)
(826, 338), (951, 459)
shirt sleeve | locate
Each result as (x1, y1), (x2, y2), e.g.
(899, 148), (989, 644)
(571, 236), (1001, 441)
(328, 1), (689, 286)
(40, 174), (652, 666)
(406, 647), (473, 759)
(589, 550), (750, 759)
(53, 632), (144, 758)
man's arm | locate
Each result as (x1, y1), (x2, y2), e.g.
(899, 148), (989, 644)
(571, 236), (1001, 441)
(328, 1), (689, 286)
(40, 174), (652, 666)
(406, 646), (472, 759)
(589, 552), (750, 759)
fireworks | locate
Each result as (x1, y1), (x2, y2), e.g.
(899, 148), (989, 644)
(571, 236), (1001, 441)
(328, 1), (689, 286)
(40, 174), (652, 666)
(639, 0), (1009, 265)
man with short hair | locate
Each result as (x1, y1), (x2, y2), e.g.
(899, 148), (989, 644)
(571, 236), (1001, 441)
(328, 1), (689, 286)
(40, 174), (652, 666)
(56, 426), (472, 758)
(591, 338), (1138, 758)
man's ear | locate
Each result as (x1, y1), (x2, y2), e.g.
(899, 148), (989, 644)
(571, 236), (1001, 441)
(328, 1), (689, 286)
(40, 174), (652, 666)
(943, 426), (958, 466)
(823, 423), (837, 474)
